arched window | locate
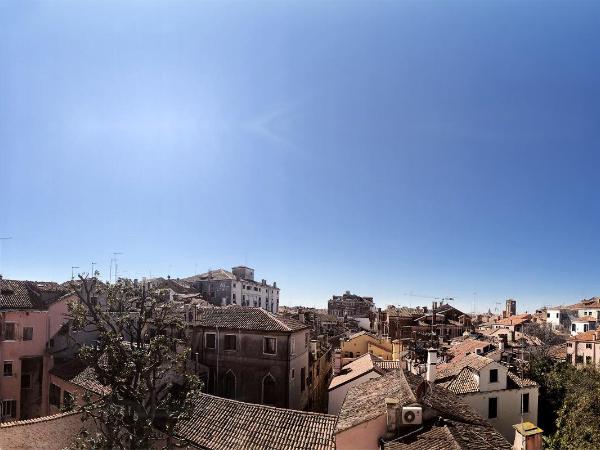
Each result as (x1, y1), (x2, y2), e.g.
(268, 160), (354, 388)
(222, 370), (236, 399)
(262, 374), (276, 406)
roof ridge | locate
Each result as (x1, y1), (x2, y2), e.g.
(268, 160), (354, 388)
(0, 409), (81, 428)
(262, 308), (292, 331)
(198, 393), (337, 419)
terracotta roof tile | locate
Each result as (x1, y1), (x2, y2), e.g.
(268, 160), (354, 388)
(328, 354), (382, 390)
(175, 394), (337, 450)
(194, 306), (308, 332)
(50, 359), (110, 396)
(385, 420), (511, 450)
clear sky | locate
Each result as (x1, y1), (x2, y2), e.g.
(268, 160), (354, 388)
(1, 1), (600, 313)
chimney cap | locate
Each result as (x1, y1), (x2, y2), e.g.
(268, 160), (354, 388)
(385, 397), (400, 406)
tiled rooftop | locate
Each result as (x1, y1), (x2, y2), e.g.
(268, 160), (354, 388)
(50, 359), (110, 396)
(0, 279), (69, 310)
(175, 394), (337, 450)
(329, 354), (384, 390)
(568, 330), (599, 341)
(437, 354), (495, 380)
(337, 369), (506, 441)
(384, 419), (512, 450)
(193, 305), (308, 332)
(446, 339), (491, 361)
(493, 314), (532, 326)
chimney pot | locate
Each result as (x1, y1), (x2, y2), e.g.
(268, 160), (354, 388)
(426, 348), (437, 382)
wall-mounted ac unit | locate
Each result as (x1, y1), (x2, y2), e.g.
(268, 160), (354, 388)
(401, 406), (423, 425)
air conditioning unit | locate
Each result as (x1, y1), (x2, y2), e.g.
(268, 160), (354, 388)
(401, 406), (423, 425)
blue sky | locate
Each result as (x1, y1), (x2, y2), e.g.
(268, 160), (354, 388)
(1, 1), (600, 313)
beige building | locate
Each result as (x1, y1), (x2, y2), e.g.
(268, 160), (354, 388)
(340, 331), (399, 364)
(334, 369), (511, 450)
(436, 353), (539, 441)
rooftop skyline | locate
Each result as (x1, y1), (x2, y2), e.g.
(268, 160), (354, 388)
(2, 1), (600, 313)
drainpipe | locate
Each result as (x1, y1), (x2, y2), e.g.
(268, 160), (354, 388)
(286, 334), (290, 408)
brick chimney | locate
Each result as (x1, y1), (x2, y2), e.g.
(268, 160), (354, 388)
(513, 422), (543, 450)
(392, 339), (401, 360)
(384, 397), (400, 438)
(426, 348), (437, 382)
(333, 349), (342, 375)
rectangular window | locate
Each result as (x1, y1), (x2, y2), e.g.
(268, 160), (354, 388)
(4, 323), (15, 340)
(521, 393), (529, 413)
(291, 368), (295, 379)
(488, 397), (498, 419)
(566, 354), (573, 364)
(63, 391), (75, 411)
(23, 327), (33, 341)
(224, 334), (237, 351)
(586, 356), (592, 364)
(572, 324), (576, 331)
(567, 343), (573, 347)
(205, 333), (216, 349)
(21, 373), (31, 389)
(3, 361), (13, 376)
(576, 355), (584, 364)
(489, 369), (498, 383)
(546, 313), (550, 318)
(301, 367), (306, 392)
(264, 337), (277, 355)
(49, 383), (61, 407)
(586, 344), (592, 349)
(291, 337), (296, 355)
(1, 400), (16, 419)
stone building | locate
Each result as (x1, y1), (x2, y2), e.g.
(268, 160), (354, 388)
(184, 266), (279, 313)
(327, 291), (374, 319)
(188, 306), (309, 410)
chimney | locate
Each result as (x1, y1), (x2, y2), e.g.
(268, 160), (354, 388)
(385, 397), (400, 436)
(499, 336), (506, 352)
(391, 339), (400, 360)
(333, 349), (342, 375)
(513, 422), (543, 450)
(426, 348), (437, 382)
(310, 339), (318, 356)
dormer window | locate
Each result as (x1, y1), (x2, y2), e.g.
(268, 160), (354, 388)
(489, 368), (498, 383)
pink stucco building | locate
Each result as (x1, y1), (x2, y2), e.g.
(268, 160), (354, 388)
(0, 278), (75, 421)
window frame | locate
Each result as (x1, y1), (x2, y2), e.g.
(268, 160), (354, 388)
(489, 368), (498, 383)
(49, 383), (61, 408)
(488, 397), (498, 419)
(3, 360), (13, 377)
(224, 334), (237, 352)
(1, 399), (16, 419)
(205, 333), (216, 350)
(22, 327), (33, 341)
(21, 373), (32, 389)
(521, 393), (529, 413)
(3, 322), (16, 341)
(263, 337), (277, 355)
